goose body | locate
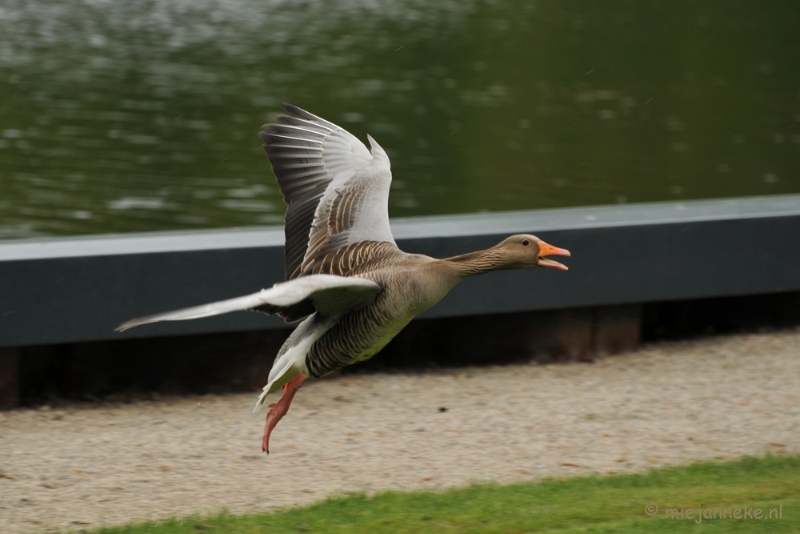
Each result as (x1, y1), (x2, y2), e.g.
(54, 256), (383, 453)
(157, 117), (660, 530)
(117, 103), (571, 453)
(284, 254), (455, 384)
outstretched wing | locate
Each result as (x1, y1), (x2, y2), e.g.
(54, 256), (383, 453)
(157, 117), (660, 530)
(115, 275), (382, 332)
(261, 103), (397, 281)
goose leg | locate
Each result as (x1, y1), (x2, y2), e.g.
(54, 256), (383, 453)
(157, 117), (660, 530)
(262, 372), (306, 453)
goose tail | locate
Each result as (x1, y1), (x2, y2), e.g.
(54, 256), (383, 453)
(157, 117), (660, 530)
(253, 314), (336, 413)
(254, 358), (297, 412)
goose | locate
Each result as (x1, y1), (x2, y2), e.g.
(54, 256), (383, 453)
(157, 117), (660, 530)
(116, 103), (571, 453)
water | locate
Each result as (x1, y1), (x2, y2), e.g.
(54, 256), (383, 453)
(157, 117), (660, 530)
(1, 0), (798, 239)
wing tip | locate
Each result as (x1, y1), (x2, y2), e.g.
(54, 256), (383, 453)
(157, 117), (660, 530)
(114, 321), (136, 333)
(280, 103), (336, 128)
(366, 134), (389, 167)
(115, 314), (166, 333)
(257, 102), (306, 135)
(282, 102), (308, 118)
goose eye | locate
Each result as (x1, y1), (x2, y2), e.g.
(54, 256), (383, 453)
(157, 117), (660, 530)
(522, 239), (530, 246)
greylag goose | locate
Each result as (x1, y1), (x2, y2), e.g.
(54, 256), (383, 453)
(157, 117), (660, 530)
(116, 103), (571, 453)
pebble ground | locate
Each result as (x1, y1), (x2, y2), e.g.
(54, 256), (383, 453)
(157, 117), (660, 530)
(1, 330), (798, 533)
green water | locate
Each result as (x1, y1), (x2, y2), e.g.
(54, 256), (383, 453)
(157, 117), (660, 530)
(1, 0), (798, 239)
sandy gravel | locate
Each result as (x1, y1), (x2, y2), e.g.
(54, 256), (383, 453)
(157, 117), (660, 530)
(1, 330), (799, 533)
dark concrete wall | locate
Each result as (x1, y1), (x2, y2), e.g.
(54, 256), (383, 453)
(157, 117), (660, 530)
(15, 292), (799, 406)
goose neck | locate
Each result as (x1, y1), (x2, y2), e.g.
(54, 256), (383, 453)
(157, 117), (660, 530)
(442, 248), (507, 278)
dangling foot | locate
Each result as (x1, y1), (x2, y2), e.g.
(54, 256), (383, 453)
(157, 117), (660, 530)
(262, 373), (306, 454)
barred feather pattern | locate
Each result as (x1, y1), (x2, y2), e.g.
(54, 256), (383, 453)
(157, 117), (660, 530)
(303, 289), (408, 378)
(301, 251), (459, 378)
(305, 241), (402, 277)
(300, 178), (374, 274)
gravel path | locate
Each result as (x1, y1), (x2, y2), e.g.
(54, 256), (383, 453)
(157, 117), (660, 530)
(2, 330), (799, 533)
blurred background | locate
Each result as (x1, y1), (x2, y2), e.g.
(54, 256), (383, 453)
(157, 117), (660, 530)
(0, 0), (798, 239)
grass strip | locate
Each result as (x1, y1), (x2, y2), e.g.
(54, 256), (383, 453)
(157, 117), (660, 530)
(80, 454), (799, 533)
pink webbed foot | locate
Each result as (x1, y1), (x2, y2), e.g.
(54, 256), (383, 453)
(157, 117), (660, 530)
(262, 373), (306, 454)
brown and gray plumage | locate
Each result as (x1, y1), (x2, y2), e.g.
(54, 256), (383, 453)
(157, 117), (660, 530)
(116, 103), (571, 453)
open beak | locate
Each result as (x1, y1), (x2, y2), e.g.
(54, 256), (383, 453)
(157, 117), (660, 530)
(537, 241), (571, 271)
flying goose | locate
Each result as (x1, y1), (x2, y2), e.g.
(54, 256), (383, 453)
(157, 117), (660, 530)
(116, 103), (571, 453)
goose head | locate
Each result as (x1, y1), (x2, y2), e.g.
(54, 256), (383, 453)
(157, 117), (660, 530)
(494, 234), (571, 271)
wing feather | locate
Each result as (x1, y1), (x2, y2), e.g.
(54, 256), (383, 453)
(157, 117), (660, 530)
(115, 275), (382, 332)
(261, 103), (397, 281)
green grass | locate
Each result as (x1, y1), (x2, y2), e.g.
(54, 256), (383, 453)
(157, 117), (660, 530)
(81, 455), (799, 534)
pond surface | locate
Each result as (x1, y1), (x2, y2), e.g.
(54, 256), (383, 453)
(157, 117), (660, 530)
(1, 0), (798, 238)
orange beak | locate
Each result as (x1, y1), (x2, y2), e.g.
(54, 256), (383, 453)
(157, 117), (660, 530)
(537, 241), (571, 271)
